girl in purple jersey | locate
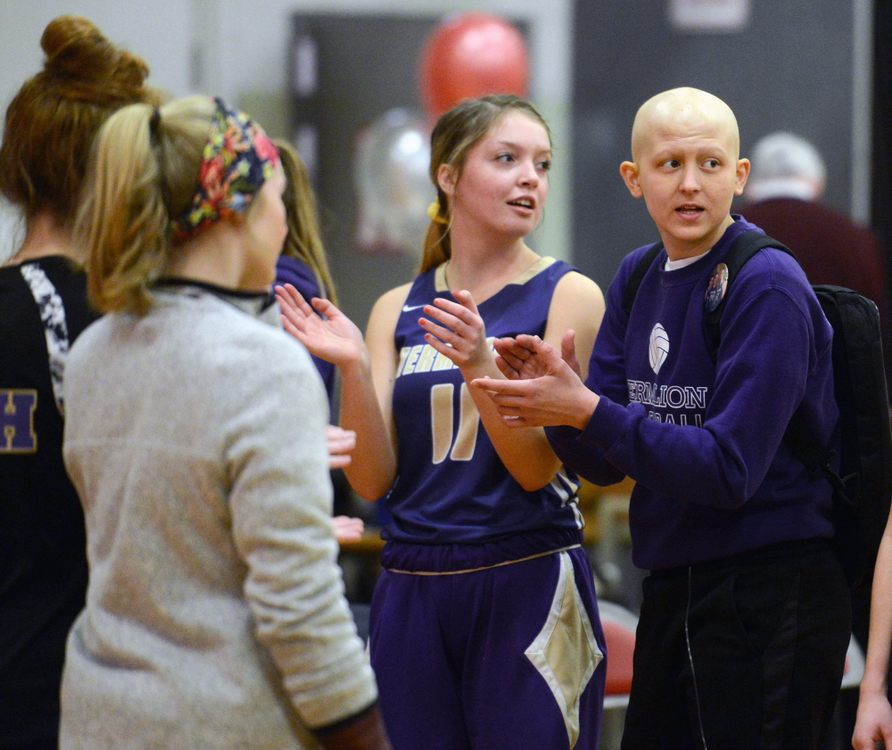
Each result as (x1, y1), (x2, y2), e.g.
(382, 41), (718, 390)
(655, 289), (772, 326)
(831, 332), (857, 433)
(278, 95), (607, 749)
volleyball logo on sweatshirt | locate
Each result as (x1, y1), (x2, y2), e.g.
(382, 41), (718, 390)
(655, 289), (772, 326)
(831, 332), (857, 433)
(648, 323), (669, 375)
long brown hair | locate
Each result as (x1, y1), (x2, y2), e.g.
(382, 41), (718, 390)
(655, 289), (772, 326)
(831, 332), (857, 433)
(0, 16), (157, 225)
(419, 94), (551, 274)
(274, 138), (338, 306)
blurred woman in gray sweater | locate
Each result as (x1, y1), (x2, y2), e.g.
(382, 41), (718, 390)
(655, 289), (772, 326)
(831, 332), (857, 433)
(59, 94), (390, 750)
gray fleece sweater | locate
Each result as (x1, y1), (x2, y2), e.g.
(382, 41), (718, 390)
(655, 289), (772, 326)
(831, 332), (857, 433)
(59, 285), (377, 749)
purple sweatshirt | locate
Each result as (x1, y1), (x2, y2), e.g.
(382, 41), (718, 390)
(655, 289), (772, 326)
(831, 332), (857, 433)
(547, 217), (838, 570)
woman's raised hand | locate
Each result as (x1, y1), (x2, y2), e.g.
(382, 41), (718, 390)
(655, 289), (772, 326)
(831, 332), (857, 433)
(275, 283), (367, 367)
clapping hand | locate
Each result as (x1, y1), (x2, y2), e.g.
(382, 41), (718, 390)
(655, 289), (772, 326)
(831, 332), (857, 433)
(472, 332), (598, 430)
(417, 290), (491, 371)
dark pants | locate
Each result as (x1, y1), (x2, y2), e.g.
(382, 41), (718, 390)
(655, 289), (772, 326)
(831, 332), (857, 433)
(369, 545), (606, 750)
(622, 540), (852, 750)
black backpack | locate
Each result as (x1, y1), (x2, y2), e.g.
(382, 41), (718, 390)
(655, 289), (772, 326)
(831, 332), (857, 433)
(623, 230), (892, 588)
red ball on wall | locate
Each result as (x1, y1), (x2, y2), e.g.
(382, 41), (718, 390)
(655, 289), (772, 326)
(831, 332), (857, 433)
(418, 12), (530, 122)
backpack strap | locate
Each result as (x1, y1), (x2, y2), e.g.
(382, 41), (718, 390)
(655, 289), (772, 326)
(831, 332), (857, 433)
(703, 231), (796, 361)
(708, 232), (851, 498)
(622, 242), (664, 317)
(784, 407), (855, 500)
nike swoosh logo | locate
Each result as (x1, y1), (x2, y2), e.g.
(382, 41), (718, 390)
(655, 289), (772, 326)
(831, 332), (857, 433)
(402, 304), (426, 312)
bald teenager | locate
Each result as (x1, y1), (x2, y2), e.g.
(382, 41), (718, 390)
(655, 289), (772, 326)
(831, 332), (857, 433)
(473, 87), (850, 749)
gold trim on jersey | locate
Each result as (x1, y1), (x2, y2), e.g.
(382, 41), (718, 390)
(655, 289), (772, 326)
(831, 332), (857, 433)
(384, 543), (581, 576)
(434, 256), (558, 292)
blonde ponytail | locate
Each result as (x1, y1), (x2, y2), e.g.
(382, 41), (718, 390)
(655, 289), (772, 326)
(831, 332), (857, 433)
(77, 96), (215, 315)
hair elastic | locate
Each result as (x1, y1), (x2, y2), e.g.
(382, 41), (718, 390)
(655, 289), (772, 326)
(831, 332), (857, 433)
(149, 106), (161, 136)
(427, 198), (448, 225)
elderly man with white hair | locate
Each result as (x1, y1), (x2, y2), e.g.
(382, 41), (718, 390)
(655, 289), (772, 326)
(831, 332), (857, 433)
(746, 131), (827, 202)
(741, 130), (888, 370)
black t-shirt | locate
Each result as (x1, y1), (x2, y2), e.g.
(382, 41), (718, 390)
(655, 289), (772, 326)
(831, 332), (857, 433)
(0, 255), (98, 740)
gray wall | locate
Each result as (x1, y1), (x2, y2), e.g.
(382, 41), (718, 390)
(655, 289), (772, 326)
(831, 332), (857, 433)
(571, 0), (862, 290)
(287, 14), (440, 329)
(287, 13), (535, 329)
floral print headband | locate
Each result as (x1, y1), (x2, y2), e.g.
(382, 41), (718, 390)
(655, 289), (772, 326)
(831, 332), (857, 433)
(168, 97), (279, 244)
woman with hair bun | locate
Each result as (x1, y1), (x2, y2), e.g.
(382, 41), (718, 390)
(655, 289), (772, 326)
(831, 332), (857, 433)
(59, 95), (389, 750)
(0, 16), (157, 748)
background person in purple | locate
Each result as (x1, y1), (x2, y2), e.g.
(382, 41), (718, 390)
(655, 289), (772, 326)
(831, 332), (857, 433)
(273, 138), (339, 407)
(474, 87), (851, 750)
(273, 137), (363, 543)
